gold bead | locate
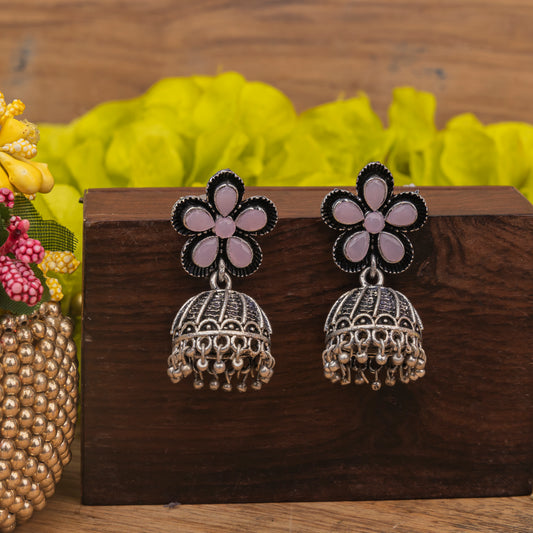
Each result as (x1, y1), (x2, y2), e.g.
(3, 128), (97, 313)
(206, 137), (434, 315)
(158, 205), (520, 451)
(18, 386), (35, 408)
(38, 339), (54, 359)
(26, 482), (39, 500)
(0, 316), (16, 332)
(1, 354), (19, 374)
(22, 458), (37, 478)
(0, 440), (14, 461)
(32, 351), (45, 372)
(17, 408), (34, 429)
(31, 415), (46, 436)
(52, 347), (63, 365)
(44, 359), (58, 379)
(38, 442), (53, 462)
(65, 376), (74, 393)
(44, 316), (60, 330)
(15, 326), (32, 344)
(16, 476), (31, 497)
(0, 489), (14, 507)
(10, 449), (26, 470)
(33, 496), (46, 511)
(29, 321), (45, 340)
(43, 484), (55, 498)
(56, 437), (67, 456)
(15, 499), (33, 521)
(60, 355), (70, 371)
(44, 401), (58, 421)
(44, 326), (56, 342)
(8, 495), (24, 514)
(5, 471), (21, 491)
(1, 397), (19, 418)
(0, 507), (7, 523)
(64, 340), (76, 359)
(32, 462), (48, 483)
(32, 394), (47, 415)
(27, 436), (43, 457)
(33, 372), (47, 393)
(43, 422), (55, 442)
(17, 343), (34, 365)
(0, 461), (10, 481)
(45, 302), (60, 317)
(2, 376), (20, 396)
(14, 429), (31, 450)
(1, 333), (18, 353)
(18, 365), (34, 386)
(55, 389), (67, 407)
(59, 319), (73, 338)
(55, 334), (67, 351)
(55, 409), (66, 427)
(45, 380), (58, 401)
(0, 510), (15, 529)
(0, 419), (18, 439)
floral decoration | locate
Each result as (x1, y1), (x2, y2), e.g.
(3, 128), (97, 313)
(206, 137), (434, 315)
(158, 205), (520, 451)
(321, 162), (427, 274)
(171, 169), (277, 277)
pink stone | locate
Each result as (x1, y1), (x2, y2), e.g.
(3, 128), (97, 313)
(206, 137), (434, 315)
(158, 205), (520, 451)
(378, 232), (405, 263)
(343, 231), (370, 263)
(332, 199), (363, 225)
(214, 183), (238, 216)
(363, 211), (385, 234)
(227, 236), (253, 268)
(214, 216), (236, 238)
(386, 202), (418, 227)
(192, 236), (218, 267)
(364, 177), (387, 211)
(235, 208), (268, 232)
(183, 207), (214, 232)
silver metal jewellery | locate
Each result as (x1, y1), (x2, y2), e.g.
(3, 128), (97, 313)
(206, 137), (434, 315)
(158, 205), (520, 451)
(320, 162), (428, 390)
(168, 169), (278, 392)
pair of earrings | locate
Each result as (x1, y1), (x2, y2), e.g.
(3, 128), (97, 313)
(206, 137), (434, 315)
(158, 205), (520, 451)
(167, 162), (428, 392)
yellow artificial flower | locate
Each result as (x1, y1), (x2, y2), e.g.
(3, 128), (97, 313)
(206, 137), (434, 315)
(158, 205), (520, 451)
(0, 92), (55, 195)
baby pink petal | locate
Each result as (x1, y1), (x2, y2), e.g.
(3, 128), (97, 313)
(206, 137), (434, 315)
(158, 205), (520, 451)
(343, 231), (370, 263)
(235, 208), (268, 232)
(227, 236), (253, 268)
(214, 183), (239, 216)
(332, 199), (364, 225)
(378, 232), (405, 263)
(386, 202), (418, 227)
(364, 177), (387, 211)
(183, 207), (215, 232)
(192, 236), (219, 267)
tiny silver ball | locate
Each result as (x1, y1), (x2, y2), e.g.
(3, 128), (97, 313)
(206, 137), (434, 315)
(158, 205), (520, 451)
(406, 356), (417, 368)
(193, 380), (204, 390)
(222, 383), (232, 392)
(415, 358), (426, 370)
(416, 368), (426, 378)
(392, 353), (404, 365)
(196, 359), (208, 372)
(375, 354), (388, 366)
(213, 361), (226, 374)
(338, 352), (350, 364)
(371, 381), (382, 391)
(209, 380), (220, 391)
(232, 358), (244, 371)
(356, 352), (368, 364)
(258, 365), (270, 378)
(354, 374), (365, 385)
(181, 364), (193, 377)
(328, 360), (339, 372)
(251, 380), (262, 391)
(236, 383), (247, 393)
(340, 378), (350, 386)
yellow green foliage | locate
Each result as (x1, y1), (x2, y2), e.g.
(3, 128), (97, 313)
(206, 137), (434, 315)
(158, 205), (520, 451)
(35, 72), (533, 244)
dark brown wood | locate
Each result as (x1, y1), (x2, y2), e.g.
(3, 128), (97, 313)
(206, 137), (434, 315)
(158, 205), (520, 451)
(16, 435), (533, 533)
(2, 1), (533, 126)
(82, 186), (533, 505)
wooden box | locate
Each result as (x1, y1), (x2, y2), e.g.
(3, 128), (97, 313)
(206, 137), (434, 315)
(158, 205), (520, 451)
(82, 186), (532, 505)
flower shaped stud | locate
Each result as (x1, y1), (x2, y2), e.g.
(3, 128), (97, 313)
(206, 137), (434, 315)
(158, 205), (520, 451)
(171, 169), (277, 278)
(321, 162), (427, 274)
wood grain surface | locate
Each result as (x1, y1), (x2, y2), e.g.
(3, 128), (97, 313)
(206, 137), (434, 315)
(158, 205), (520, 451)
(82, 187), (532, 506)
(1, 1), (533, 125)
(15, 435), (533, 533)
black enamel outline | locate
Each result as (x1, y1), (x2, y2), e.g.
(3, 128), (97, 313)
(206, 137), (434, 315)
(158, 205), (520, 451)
(382, 191), (428, 232)
(373, 228), (414, 275)
(356, 162), (394, 212)
(206, 169), (245, 217)
(181, 233), (220, 278)
(220, 231), (263, 277)
(233, 196), (278, 236)
(171, 196), (216, 236)
(321, 189), (365, 232)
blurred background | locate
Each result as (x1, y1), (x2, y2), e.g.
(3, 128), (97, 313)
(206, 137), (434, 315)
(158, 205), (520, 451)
(1, 0), (532, 125)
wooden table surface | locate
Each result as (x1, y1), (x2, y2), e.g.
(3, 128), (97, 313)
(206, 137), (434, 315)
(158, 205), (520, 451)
(12, 435), (532, 533)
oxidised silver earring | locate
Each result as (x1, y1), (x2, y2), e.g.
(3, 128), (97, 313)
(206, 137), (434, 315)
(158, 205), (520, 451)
(320, 162), (428, 390)
(167, 169), (277, 392)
